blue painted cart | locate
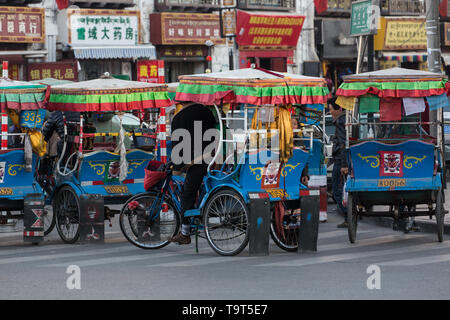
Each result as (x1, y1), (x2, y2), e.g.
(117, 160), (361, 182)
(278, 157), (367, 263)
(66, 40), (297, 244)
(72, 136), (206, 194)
(336, 68), (448, 243)
(0, 77), (53, 240)
(119, 68), (330, 255)
(45, 74), (172, 243)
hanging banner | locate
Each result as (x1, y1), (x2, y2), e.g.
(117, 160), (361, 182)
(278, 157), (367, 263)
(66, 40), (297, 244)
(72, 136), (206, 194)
(235, 10), (305, 47)
(0, 7), (45, 43)
(137, 60), (164, 83)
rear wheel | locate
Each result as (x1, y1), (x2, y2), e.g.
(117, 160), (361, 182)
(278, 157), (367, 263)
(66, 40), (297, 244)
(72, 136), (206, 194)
(270, 204), (300, 252)
(54, 186), (80, 244)
(203, 189), (249, 256)
(43, 204), (56, 236)
(436, 189), (445, 243)
(119, 193), (181, 249)
(347, 193), (357, 244)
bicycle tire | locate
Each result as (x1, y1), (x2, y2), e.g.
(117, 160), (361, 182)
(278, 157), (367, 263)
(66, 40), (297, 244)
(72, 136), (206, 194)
(119, 192), (181, 249)
(203, 189), (249, 256)
(270, 206), (299, 252)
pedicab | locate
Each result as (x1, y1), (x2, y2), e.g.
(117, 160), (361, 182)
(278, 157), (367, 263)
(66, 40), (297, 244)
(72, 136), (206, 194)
(45, 73), (172, 243)
(336, 67), (449, 243)
(119, 68), (330, 255)
(0, 73), (52, 241)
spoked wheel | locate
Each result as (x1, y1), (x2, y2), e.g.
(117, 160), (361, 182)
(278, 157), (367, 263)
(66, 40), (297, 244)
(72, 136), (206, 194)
(54, 186), (80, 243)
(347, 192), (358, 244)
(203, 189), (249, 256)
(119, 193), (181, 249)
(43, 204), (56, 236)
(436, 189), (445, 243)
(270, 204), (300, 252)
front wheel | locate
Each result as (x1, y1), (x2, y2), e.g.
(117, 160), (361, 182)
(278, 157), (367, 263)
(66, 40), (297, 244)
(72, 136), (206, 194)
(203, 189), (249, 256)
(119, 192), (181, 249)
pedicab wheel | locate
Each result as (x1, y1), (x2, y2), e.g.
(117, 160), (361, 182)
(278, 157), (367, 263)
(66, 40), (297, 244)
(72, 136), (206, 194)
(43, 204), (56, 236)
(270, 207), (299, 252)
(119, 193), (181, 249)
(203, 189), (249, 256)
(54, 186), (80, 244)
(436, 189), (444, 243)
(347, 193), (357, 244)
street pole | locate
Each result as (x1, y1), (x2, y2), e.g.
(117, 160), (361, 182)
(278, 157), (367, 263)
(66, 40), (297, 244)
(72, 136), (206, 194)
(426, 0), (441, 73)
(425, 0), (441, 138)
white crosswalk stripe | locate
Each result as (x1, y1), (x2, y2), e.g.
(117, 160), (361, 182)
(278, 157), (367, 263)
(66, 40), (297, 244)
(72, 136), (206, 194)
(379, 254), (450, 267)
(256, 240), (450, 267)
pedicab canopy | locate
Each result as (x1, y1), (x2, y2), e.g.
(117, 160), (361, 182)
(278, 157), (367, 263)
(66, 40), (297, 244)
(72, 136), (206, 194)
(47, 74), (172, 112)
(335, 67), (450, 115)
(0, 78), (47, 112)
(175, 68), (331, 106)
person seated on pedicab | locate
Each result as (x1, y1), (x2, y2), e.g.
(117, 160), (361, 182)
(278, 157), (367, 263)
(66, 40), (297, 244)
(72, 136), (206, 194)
(168, 102), (219, 245)
(42, 111), (81, 159)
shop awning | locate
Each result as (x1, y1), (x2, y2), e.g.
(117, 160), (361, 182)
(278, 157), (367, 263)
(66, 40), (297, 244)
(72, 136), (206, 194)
(381, 51), (428, 62)
(73, 45), (157, 60)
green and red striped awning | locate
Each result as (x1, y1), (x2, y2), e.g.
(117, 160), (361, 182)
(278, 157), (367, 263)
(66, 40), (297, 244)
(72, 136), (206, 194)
(337, 67), (449, 98)
(0, 79), (47, 112)
(175, 68), (330, 106)
(48, 76), (172, 112)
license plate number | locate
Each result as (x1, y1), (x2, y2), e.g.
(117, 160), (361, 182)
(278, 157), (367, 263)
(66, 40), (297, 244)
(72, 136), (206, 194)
(104, 186), (129, 194)
(378, 179), (406, 187)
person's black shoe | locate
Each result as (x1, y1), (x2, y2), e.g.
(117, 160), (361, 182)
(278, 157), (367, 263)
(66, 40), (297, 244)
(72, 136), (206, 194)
(337, 221), (348, 228)
(168, 232), (191, 245)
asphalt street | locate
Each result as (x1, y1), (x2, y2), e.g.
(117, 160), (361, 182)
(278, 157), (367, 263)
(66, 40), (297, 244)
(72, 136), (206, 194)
(0, 206), (449, 300)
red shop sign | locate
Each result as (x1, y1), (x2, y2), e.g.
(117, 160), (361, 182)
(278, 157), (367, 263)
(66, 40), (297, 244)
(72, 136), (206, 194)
(137, 60), (165, 83)
(27, 61), (78, 81)
(0, 7), (45, 43)
(235, 10), (304, 47)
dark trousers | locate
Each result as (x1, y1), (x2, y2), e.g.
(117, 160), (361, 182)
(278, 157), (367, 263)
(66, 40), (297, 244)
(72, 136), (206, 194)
(181, 164), (208, 224)
(332, 161), (347, 219)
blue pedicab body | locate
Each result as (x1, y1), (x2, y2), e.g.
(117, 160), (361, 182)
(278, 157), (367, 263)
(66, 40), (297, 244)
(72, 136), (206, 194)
(0, 150), (42, 208)
(346, 139), (441, 206)
(56, 149), (155, 201)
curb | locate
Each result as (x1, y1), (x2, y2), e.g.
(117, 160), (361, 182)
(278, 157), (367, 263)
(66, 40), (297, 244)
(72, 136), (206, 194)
(360, 216), (450, 235)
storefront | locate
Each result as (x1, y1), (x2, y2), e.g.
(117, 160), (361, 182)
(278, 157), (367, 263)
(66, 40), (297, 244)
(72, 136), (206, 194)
(374, 17), (428, 71)
(235, 10), (305, 72)
(57, 8), (156, 80)
(0, 6), (46, 81)
(315, 18), (357, 93)
(150, 12), (224, 82)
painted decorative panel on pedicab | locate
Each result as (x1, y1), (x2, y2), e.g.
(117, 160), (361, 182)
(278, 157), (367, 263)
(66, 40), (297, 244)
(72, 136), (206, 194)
(346, 140), (440, 191)
(239, 148), (309, 201)
(79, 150), (154, 196)
(0, 151), (40, 200)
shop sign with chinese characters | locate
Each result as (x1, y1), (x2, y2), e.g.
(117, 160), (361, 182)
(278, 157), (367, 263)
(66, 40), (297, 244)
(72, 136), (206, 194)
(68, 9), (140, 46)
(0, 7), (45, 43)
(384, 18), (426, 50)
(137, 60), (164, 83)
(27, 61), (78, 81)
(150, 13), (224, 45)
(235, 10), (304, 47)
(157, 46), (208, 57)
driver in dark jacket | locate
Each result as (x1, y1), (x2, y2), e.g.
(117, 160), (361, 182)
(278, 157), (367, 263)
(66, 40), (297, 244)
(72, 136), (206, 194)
(42, 111), (80, 156)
